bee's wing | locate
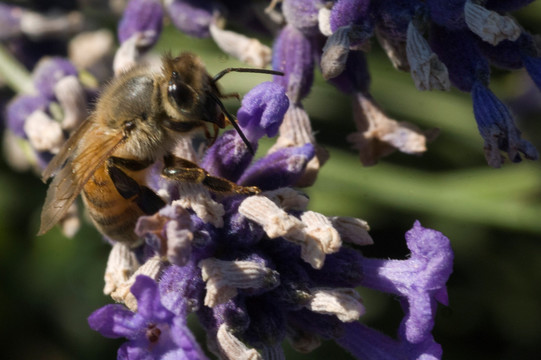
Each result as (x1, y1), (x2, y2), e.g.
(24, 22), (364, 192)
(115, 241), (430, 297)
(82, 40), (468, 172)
(38, 118), (126, 235)
(41, 116), (96, 182)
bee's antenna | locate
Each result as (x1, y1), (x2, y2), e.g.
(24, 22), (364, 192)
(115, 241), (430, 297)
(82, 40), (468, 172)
(208, 92), (255, 155)
(213, 68), (284, 82)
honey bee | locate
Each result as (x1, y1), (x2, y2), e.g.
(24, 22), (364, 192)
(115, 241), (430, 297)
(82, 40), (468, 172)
(38, 52), (281, 246)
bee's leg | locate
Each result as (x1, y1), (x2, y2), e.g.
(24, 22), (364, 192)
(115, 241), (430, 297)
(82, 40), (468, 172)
(107, 157), (165, 214)
(162, 153), (260, 195)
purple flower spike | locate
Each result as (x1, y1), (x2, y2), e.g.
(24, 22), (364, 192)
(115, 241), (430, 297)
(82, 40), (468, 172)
(6, 94), (49, 138)
(32, 57), (77, 100)
(165, 0), (213, 38)
(237, 81), (290, 142)
(118, 0), (164, 48)
(360, 221), (453, 344)
(238, 143), (316, 190)
(472, 81), (538, 167)
(272, 25), (315, 103)
(89, 275), (208, 360)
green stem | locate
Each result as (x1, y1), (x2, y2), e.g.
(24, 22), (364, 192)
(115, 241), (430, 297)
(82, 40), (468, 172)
(0, 44), (33, 94)
(309, 146), (541, 234)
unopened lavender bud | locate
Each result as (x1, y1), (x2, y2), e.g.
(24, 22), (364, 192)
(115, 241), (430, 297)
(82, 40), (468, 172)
(6, 94), (49, 138)
(200, 258), (280, 307)
(465, 0), (521, 45)
(217, 324), (262, 360)
(111, 256), (166, 311)
(306, 288), (364, 322)
(238, 195), (304, 238)
(321, 26), (351, 80)
(210, 23), (271, 67)
(300, 211), (341, 254)
(263, 188), (309, 211)
(53, 76), (87, 131)
(330, 216), (373, 245)
(20, 10), (83, 39)
(118, 0), (163, 48)
(24, 111), (64, 153)
(33, 57), (78, 100)
(165, 0), (213, 38)
(103, 242), (140, 295)
(172, 186), (225, 228)
(406, 21), (450, 91)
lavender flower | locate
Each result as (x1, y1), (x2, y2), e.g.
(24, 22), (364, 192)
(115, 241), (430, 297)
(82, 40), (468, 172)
(12, 1), (541, 359)
(88, 275), (208, 360)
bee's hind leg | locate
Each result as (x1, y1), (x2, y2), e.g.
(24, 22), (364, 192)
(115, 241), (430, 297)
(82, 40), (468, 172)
(107, 157), (165, 214)
(162, 153), (260, 195)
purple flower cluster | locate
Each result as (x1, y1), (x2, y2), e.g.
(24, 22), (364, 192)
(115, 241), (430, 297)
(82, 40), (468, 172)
(0, 1), (463, 359)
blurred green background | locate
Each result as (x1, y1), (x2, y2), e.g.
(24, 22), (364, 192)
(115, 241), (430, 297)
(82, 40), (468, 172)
(1, 3), (541, 360)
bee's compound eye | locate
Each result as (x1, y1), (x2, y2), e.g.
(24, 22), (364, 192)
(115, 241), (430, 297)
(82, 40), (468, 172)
(167, 74), (193, 109)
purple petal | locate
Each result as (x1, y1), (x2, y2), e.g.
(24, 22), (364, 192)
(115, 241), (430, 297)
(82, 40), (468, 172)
(32, 57), (77, 100)
(165, 0), (213, 38)
(118, 0), (164, 46)
(131, 275), (173, 323)
(201, 130), (254, 182)
(237, 81), (290, 142)
(272, 24), (315, 103)
(88, 304), (142, 339)
(167, 317), (209, 360)
(5, 94), (49, 138)
(360, 221), (453, 344)
(238, 143), (316, 190)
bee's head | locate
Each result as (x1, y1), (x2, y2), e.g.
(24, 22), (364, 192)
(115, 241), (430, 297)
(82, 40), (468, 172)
(160, 53), (218, 123)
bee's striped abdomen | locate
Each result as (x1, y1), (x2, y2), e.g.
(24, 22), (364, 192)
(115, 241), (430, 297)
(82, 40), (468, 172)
(82, 164), (144, 245)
